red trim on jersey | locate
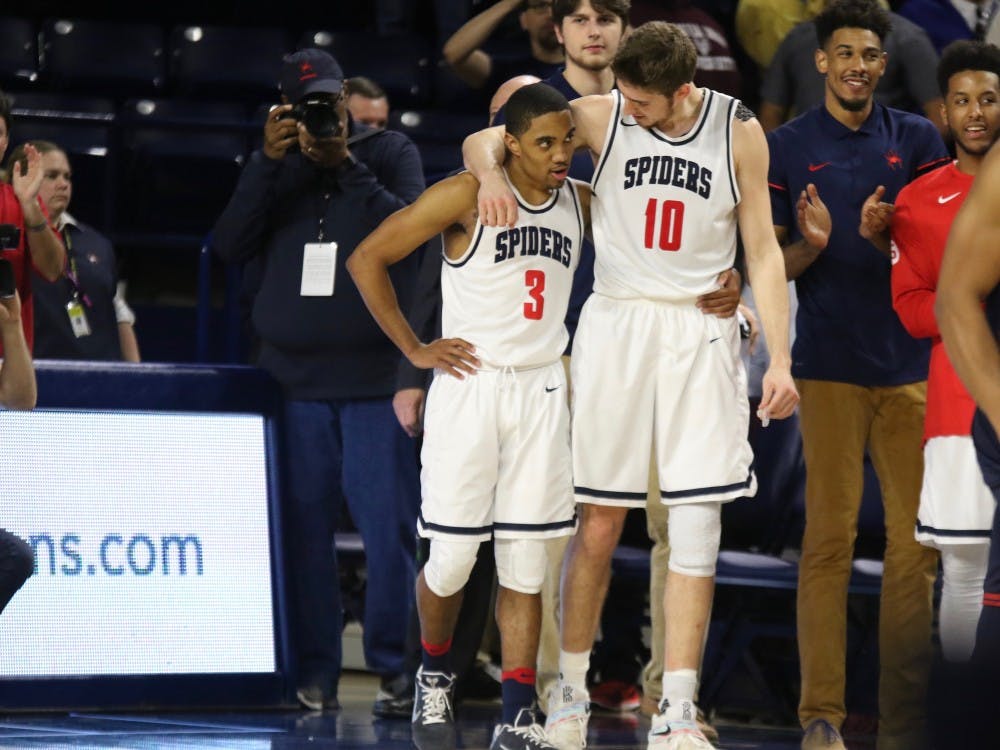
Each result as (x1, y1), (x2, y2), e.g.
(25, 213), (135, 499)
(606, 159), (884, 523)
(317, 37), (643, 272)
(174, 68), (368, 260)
(767, 182), (787, 192)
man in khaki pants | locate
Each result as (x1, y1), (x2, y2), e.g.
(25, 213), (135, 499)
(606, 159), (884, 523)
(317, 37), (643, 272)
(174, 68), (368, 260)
(766, 2), (947, 747)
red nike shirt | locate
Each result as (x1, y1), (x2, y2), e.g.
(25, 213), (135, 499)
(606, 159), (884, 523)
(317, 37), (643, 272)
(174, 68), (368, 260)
(891, 161), (975, 440)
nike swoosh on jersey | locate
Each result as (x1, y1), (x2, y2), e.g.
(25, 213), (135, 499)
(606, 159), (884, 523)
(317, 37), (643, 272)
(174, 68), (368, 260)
(545, 386), (561, 393)
(808, 162), (831, 172)
(938, 192), (962, 204)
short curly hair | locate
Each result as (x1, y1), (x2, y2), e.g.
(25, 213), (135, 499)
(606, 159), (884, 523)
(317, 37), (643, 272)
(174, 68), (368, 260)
(938, 40), (1000, 97)
(814, 0), (891, 50)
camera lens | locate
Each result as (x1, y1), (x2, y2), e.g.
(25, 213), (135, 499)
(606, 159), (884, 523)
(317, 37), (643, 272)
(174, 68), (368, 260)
(300, 101), (340, 139)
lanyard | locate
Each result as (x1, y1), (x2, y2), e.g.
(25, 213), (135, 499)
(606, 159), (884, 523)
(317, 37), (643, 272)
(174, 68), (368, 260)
(61, 227), (91, 307)
(315, 190), (333, 242)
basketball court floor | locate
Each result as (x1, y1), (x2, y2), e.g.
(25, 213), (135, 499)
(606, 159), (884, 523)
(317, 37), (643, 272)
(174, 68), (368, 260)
(0, 673), (877, 750)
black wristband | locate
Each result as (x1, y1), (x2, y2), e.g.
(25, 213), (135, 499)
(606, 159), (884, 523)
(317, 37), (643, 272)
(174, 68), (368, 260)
(26, 219), (48, 232)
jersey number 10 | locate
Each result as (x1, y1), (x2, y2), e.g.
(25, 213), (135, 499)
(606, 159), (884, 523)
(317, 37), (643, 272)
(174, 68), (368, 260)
(644, 198), (685, 252)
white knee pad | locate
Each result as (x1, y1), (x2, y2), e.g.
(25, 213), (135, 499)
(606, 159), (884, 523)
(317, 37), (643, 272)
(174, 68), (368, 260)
(423, 538), (480, 597)
(666, 502), (722, 578)
(495, 537), (548, 594)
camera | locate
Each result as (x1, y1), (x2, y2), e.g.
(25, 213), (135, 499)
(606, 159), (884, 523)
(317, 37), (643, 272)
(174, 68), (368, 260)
(0, 224), (20, 298)
(286, 96), (341, 139)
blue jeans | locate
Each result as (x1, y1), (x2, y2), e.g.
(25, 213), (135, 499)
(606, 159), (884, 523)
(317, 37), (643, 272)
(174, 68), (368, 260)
(281, 397), (420, 696)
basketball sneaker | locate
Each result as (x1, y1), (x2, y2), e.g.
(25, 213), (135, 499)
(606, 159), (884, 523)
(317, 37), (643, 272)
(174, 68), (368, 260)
(491, 707), (558, 750)
(648, 698), (715, 749)
(544, 683), (590, 749)
(589, 679), (641, 712)
(411, 666), (456, 750)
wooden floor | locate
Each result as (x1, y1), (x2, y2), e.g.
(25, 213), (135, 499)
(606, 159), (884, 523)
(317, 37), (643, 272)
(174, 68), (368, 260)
(0, 673), (882, 750)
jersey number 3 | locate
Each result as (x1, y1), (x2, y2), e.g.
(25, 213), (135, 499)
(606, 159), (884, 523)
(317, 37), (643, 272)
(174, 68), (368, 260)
(644, 198), (685, 252)
(524, 270), (545, 320)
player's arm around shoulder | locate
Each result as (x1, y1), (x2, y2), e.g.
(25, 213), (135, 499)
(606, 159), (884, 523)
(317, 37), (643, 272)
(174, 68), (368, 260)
(463, 125), (515, 226)
(569, 93), (615, 156)
(464, 94), (612, 228)
(732, 113), (799, 421)
(348, 174), (480, 377)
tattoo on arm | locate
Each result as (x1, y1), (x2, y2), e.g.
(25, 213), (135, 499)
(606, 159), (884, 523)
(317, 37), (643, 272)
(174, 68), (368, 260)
(735, 102), (756, 122)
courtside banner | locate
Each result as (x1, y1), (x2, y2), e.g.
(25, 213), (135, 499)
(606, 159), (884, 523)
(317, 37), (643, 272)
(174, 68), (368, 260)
(0, 409), (276, 676)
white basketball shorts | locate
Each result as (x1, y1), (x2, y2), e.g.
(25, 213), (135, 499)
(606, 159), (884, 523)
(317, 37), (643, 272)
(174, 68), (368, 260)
(916, 435), (994, 547)
(571, 294), (756, 508)
(419, 360), (576, 541)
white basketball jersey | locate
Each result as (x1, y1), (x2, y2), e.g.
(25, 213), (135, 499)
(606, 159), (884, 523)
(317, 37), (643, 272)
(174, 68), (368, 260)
(441, 172), (584, 369)
(590, 88), (741, 302)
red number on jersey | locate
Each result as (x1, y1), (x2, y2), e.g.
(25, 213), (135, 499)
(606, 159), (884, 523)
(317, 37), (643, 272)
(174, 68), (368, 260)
(524, 270), (545, 320)
(643, 198), (685, 251)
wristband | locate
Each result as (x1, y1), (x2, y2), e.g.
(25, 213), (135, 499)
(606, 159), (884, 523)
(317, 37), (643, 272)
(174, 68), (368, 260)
(26, 219), (48, 232)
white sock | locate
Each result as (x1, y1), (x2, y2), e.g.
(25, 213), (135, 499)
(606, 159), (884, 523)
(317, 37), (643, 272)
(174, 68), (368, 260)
(661, 668), (698, 710)
(558, 649), (591, 695)
(940, 544), (989, 662)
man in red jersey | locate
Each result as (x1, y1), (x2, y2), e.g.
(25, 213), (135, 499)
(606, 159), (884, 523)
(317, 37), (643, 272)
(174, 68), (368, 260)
(890, 39), (1000, 664)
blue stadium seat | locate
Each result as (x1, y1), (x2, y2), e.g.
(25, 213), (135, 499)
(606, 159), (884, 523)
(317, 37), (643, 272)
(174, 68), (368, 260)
(170, 25), (290, 101)
(118, 98), (249, 239)
(299, 30), (432, 109)
(41, 19), (166, 97)
(0, 18), (39, 90)
(8, 93), (116, 230)
(432, 59), (490, 114)
(389, 109), (485, 182)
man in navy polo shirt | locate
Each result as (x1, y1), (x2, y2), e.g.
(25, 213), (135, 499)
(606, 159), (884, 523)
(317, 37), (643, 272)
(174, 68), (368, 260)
(766, 1), (948, 748)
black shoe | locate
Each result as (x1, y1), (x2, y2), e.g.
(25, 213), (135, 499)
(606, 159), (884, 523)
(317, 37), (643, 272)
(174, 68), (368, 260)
(411, 666), (456, 750)
(374, 672), (414, 718)
(296, 685), (340, 712)
(491, 707), (557, 749)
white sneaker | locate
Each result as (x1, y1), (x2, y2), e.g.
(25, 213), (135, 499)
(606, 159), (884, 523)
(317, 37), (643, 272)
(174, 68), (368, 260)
(544, 683), (590, 750)
(647, 699), (715, 749)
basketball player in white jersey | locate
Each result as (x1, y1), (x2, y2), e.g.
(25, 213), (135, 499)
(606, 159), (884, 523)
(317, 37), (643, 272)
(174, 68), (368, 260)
(349, 82), (589, 750)
(463, 22), (798, 750)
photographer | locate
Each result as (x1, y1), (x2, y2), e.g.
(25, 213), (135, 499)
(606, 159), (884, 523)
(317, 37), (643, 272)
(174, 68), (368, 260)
(0, 287), (37, 617)
(213, 49), (425, 714)
(0, 90), (67, 352)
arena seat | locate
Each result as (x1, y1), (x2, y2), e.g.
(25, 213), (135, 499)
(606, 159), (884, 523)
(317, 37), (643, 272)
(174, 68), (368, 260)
(117, 97), (249, 238)
(41, 18), (166, 97)
(8, 92), (116, 230)
(170, 25), (290, 101)
(298, 30), (432, 109)
(0, 17), (39, 91)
